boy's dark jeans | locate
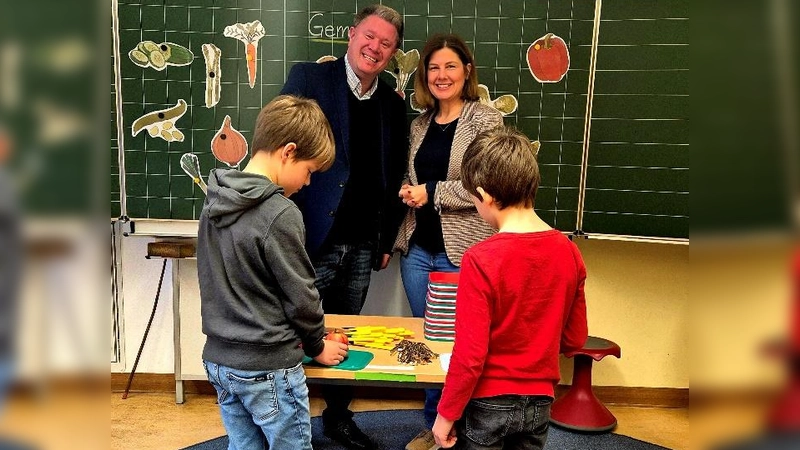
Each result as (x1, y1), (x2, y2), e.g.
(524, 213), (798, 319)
(454, 395), (553, 450)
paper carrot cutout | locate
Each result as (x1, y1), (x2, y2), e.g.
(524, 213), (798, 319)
(224, 20), (265, 88)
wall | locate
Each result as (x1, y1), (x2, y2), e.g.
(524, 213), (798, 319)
(114, 234), (690, 389)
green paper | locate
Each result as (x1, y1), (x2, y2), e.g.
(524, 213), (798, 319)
(302, 349), (374, 371)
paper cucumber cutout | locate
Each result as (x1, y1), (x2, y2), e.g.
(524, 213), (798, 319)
(129, 41), (194, 71)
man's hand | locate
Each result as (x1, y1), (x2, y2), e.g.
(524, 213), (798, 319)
(312, 339), (348, 366)
(432, 414), (457, 448)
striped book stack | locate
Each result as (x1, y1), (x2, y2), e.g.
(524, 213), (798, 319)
(423, 271), (460, 341)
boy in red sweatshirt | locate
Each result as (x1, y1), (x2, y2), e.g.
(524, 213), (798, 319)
(433, 126), (588, 449)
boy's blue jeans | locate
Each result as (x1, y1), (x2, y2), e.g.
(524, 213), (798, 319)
(400, 244), (458, 428)
(203, 361), (312, 450)
(454, 395), (553, 450)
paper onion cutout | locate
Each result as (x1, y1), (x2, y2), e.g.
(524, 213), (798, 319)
(211, 115), (248, 168)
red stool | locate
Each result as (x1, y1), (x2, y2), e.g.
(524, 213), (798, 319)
(550, 336), (621, 432)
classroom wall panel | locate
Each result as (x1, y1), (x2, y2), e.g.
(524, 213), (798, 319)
(112, 0), (689, 239)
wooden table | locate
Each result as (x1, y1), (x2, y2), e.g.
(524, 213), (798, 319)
(303, 314), (453, 388)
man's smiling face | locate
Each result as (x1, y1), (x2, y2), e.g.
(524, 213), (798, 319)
(346, 15), (398, 87)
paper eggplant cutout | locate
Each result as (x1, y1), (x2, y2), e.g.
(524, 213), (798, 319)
(129, 41), (193, 71)
(131, 99), (187, 142)
(527, 33), (570, 83)
(202, 43), (222, 108)
(385, 49), (419, 99)
(211, 115), (248, 168)
(180, 153), (207, 194)
(224, 20), (265, 88)
(477, 84), (518, 116)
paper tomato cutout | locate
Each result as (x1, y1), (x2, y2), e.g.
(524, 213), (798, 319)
(527, 33), (570, 83)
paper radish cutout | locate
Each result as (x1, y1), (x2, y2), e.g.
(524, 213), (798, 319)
(211, 115), (248, 168)
(180, 153), (207, 194)
(527, 33), (570, 83)
(131, 99), (187, 142)
(129, 41), (193, 71)
(224, 21), (265, 88)
(385, 48), (419, 99)
(476, 84), (518, 116)
(202, 43), (222, 108)
(316, 55), (337, 63)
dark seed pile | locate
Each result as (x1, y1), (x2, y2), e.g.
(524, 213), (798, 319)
(390, 339), (439, 365)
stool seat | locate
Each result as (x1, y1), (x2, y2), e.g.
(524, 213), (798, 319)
(551, 336), (621, 432)
(563, 336), (621, 361)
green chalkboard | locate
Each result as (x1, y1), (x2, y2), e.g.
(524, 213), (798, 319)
(112, 0), (690, 239)
(581, 0), (689, 239)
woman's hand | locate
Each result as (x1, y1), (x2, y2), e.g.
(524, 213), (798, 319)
(398, 183), (429, 208)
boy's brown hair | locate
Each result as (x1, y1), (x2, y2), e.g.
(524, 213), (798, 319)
(461, 126), (540, 209)
(251, 95), (335, 171)
(413, 33), (480, 111)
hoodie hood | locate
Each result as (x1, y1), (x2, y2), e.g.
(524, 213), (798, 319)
(205, 168), (283, 228)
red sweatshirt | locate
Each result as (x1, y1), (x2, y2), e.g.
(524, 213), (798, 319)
(437, 230), (588, 421)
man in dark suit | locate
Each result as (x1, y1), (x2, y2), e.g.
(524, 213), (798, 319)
(280, 4), (408, 450)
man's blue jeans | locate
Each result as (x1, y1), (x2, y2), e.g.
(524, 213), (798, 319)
(400, 244), (458, 428)
(203, 361), (312, 450)
(312, 241), (375, 424)
(455, 395), (553, 450)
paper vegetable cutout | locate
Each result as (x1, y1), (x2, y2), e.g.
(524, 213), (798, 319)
(180, 153), (207, 194)
(527, 33), (570, 83)
(202, 43), (222, 108)
(409, 91), (424, 113)
(477, 84), (518, 116)
(530, 140), (541, 156)
(131, 99), (187, 142)
(129, 41), (193, 71)
(211, 115), (248, 168)
(316, 55), (337, 63)
(385, 48), (420, 99)
(224, 20), (265, 88)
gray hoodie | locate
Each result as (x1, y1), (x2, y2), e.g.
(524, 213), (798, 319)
(198, 168), (325, 370)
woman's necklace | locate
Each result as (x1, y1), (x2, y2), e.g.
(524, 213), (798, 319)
(435, 118), (457, 132)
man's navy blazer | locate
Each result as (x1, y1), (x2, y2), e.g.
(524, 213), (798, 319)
(280, 57), (408, 258)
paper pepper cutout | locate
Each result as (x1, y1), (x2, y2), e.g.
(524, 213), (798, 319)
(527, 33), (570, 83)
(385, 49), (419, 99)
(202, 43), (222, 108)
(131, 99), (187, 142)
(211, 115), (248, 168)
(129, 41), (193, 71)
(224, 21), (265, 88)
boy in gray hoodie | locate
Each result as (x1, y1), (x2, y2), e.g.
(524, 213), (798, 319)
(197, 95), (347, 450)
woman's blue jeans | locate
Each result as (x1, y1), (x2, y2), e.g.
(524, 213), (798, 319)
(400, 244), (458, 428)
(203, 361), (312, 450)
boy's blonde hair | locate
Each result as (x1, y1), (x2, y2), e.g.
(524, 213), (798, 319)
(251, 95), (335, 171)
(461, 126), (540, 209)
